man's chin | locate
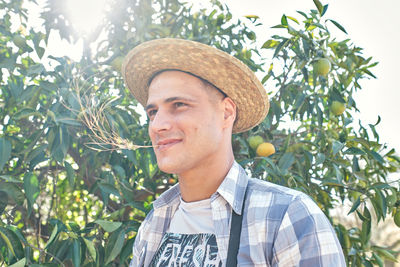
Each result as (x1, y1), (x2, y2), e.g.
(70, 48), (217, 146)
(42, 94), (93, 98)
(156, 160), (180, 174)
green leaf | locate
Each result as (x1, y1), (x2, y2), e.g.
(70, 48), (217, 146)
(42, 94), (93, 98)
(370, 151), (384, 164)
(120, 237), (136, 264)
(348, 196), (361, 215)
(333, 164), (344, 183)
(0, 226), (24, 259)
(286, 16), (299, 24)
(321, 4), (329, 16)
(261, 39), (279, 49)
(328, 19), (348, 34)
(296, 11), (308, 18)
(362, 259), (374, 267)
(83, 238), (97, 261)
(321, 178), (344, 187)
(332, 141), (344, 156)
(0, 182), (25, 205)
(9, 257), (26, 267)
(244, 15), (259, 19)
(23, 172), (40, 215)
(105, 230), (125, 264)
(312, 0), (324, 15)
(273, 39), (290, 58)
(315, 153), (325, 165)
(271, 24), (286, 29)
(375, 247), (398, 262)
(26, 144), (48, 164)
(0, 191), (7, 213)
(361, 68), (377, 78)
(370, 182), (391, 190)
(27, 63), (45, 75)
(373, 253), (384, 267)
(45, 224), (58, 249)
(126, 201), (147, 213)
(13, 108), (39, 120)
(95, 219), (122, 232)
(98, 182), (121, 198)
(56, 117), (81, 126)
(0, 227), (16, 257)
(65, 161), (75, 187)
(72, 239), (81, 267)
(281, 15), (288, 26)
(0, 137), (12, 171)
(372, 189), (387, 221)
(361, 219), (371, 244)
(278, 152), (295, 171)
(49, 126), (70, 163)
(0, 175), (22, 183)
(356, 210), (369, 221)
(69, 222), (81, 232)
(113, 165), (126, 180)
(344, 147), (365, 155)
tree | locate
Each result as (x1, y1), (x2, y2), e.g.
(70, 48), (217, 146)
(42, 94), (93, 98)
(0, 0), (398, 266)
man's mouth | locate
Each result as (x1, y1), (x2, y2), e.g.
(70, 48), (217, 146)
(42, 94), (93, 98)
(156, 139), (182, 151)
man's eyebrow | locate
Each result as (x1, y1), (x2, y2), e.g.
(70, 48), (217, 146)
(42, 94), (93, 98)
(145, 96), (196, 111)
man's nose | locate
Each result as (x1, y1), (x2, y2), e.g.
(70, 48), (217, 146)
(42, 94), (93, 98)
(149, 109), (172, 133)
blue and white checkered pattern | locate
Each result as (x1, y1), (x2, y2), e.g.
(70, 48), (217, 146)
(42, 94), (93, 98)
(130, 161), (346, 266)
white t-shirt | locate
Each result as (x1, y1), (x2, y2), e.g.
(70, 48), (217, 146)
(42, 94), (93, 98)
(150, 197), (222, 266)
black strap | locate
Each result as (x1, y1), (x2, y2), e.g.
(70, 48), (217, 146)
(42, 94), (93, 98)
(226, 188), (247, 266)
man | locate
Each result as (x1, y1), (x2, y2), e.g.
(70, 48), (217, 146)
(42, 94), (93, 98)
(123, 38), (346, 266)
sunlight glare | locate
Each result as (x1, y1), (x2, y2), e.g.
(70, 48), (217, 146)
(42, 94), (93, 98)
(65, 0), (107, 35)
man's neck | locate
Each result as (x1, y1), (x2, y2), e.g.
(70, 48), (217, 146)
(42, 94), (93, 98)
(178, 155), (234, 202)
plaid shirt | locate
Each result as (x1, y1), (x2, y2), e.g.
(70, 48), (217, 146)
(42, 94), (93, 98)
(129, 161), (346, 266)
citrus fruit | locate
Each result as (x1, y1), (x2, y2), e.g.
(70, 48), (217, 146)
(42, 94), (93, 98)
(386, 194), (397, 207)
(394, 210), (400, 228)
(248, 135), (264, 150)
(331, 101), (346, 116)
(313, 58), (331, 76)
(256, 142), (275, 157)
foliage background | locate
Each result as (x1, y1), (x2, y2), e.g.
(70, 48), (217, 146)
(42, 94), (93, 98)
(0, 0), (399, 266)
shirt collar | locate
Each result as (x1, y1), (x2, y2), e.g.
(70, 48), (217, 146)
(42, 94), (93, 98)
(153, 183), (181, 209)
(152, 161), (248, 214)
(215, 161), (248, 215)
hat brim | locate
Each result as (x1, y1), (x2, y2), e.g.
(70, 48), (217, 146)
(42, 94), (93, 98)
(122, 38), (269, 133)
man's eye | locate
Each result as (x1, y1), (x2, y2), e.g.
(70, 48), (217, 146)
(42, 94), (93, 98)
(147, 110), (157, 117)
(174, 102), (186, 108)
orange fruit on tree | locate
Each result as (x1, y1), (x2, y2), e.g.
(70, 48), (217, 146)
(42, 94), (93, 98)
(256, 142), (275, 157)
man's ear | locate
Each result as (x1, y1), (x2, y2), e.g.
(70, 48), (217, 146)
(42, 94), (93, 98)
(222, 97), (236, 129)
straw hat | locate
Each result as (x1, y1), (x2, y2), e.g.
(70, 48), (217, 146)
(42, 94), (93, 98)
(122, 38), (269, 133)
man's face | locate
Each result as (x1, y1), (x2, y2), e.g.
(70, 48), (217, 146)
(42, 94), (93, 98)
(146, 70), (226, 175)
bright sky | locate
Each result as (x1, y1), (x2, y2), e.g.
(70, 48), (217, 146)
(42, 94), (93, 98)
(41, 0), (400, 154)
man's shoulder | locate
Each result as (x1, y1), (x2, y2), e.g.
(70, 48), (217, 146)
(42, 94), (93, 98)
(244, 176), (322, 217)
(246, 177), (306, 201)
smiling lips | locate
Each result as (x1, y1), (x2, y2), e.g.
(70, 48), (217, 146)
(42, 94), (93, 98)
(156, 139), (182, 151)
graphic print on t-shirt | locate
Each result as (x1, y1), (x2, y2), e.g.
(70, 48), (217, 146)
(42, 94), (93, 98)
(150, 232), (222, 267)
